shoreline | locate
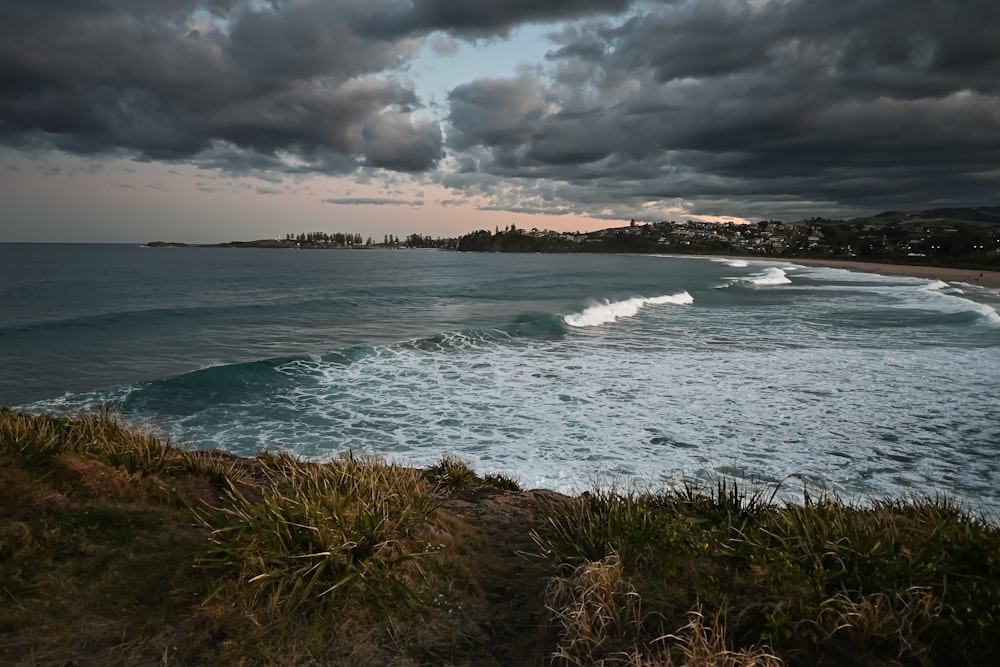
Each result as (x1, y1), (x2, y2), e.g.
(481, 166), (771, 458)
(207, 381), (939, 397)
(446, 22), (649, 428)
(778, 257), (1000, 288)
(139, 240), (1000, 288)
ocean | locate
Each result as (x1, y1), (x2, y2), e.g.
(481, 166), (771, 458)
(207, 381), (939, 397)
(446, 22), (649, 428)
(3, 243), (999, 512)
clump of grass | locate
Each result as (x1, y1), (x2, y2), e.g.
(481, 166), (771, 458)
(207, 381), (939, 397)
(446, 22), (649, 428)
(546, 554), (647, 665)
(424, 455), (523, 492)
(425, 455), (482, 490)
(545, 556), (780, 667)
(662, 608), (782, 667)
(483, 471), (523, 491)
(0, 408), (245, 511)
(0, 406), (204, 477)
(533, 477), (1000, 666)
(195, 450), (439, 615)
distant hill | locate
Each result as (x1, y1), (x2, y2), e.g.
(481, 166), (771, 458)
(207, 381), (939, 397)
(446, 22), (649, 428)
(855, 206), (1000, 227)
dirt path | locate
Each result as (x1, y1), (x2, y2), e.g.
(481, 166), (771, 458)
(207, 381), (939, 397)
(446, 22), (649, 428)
(438, 488), (567, 666)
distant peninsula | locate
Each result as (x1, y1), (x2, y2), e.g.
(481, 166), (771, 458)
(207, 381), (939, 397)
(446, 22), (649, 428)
(146, 205), (1000, 274)
(146, 239), (294, 249)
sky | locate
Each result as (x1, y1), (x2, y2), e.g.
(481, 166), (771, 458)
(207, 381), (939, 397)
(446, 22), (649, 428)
(1, 0), (998, 243)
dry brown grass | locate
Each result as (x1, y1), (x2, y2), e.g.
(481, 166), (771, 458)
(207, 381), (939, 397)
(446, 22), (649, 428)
(546, 555), (647, 665)
(545, 555), (781, 667)
(661, 609), (783, 667)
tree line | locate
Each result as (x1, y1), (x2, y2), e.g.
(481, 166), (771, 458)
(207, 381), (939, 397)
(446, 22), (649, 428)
(283, 231), (455, 248)
(284, 232), (367, 245)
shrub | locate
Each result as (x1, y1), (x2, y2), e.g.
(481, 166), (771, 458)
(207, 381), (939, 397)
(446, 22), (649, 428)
(195, 451), (438, 615)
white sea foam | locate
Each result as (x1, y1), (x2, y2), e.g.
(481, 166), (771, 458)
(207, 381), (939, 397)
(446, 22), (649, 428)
(789, 265), (924, 285)
(952, 282), (1000, 299)
(747, 267), (792, 286)
(563, 292), (693, 327)
(759, 269), (1000, 326)
(873, 279), (1000, 325)
(712, 258), (749, 268)
(126, 320), (1000, 505)
(969, 302), (1000, 324)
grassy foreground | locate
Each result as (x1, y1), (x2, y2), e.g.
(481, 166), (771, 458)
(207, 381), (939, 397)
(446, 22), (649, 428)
(1, 409), (998, 666)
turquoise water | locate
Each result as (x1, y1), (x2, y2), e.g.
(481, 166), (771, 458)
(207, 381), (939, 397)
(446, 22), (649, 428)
(3, 244), (999, 510)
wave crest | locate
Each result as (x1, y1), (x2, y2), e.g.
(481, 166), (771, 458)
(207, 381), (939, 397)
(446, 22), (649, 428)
(747, 267), (792, 286)
(563, 292), (693, 328)
(922, 290), (1000, 325)
(712, 258), (749, 268)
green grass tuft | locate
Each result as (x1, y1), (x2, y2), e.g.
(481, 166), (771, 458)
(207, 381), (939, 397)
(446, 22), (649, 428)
(0, 405), (207, 478)
(425, 455), (522, 492)
(483, 471), (523, 491)
(194, 450), (438, 615)
(424, 455), (483, 490)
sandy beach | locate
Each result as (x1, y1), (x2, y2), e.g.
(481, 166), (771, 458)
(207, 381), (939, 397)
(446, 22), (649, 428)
(782, 258), (1000, 288)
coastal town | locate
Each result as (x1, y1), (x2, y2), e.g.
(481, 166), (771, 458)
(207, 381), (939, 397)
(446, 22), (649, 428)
(549, 209), (1000, 259)
(214, 206), (1000, 270)
(148, 206), (1000, 272)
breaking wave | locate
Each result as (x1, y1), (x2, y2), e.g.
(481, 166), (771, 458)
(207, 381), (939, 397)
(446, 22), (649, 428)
(712, 258), (749, 268)
(747, 267), (792, 286)
(562, 292), (694, 327)
(922, 288), (1000, 325)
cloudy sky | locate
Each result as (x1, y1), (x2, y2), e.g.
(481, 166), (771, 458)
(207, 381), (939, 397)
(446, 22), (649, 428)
(2, 0), (998, 242)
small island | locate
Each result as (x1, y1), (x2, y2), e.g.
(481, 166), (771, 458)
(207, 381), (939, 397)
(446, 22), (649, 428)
(145, 240), (190, 248)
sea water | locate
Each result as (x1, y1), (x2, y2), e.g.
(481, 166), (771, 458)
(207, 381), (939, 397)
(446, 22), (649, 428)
(3, 244), (999, 512)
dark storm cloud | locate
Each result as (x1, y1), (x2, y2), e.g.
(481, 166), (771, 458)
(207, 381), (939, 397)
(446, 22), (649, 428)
(448, 77), (548, 149)
(448, 0), (1000, 220)
(6, 0), (999, 222)
(353, 0), (630, 38)
(361, 112), (443, 172)
(0, 0), (441, 174)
